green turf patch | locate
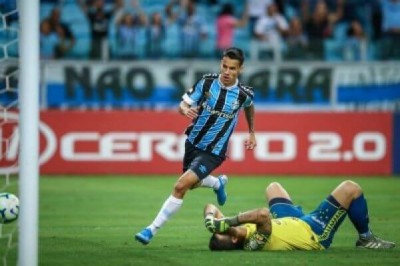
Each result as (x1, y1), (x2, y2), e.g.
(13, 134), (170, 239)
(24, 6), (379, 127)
(2, 176), (400, 265)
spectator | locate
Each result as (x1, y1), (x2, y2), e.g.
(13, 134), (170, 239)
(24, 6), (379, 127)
(343, 20), (366, 61)
(40, 20), (61, 59)
(116, 13), (137, 59)
(215, 3), (248, 57)
(254, 3), (289, 60)
(379, 0), (400, 60)
(303, 0), (344, 14)
(133, 12), (149, 58)
(148, 12), (166, 58)
(113, 0), (140, 25)
(79, 0), (120, 60)
(43, 8), (76, 58)
(285, 17), (310, 60)
(166, 0), (208, 58)
(302, 0), (342, 59)
(342, 0), (371, 29)
(247, 0), (273, 38)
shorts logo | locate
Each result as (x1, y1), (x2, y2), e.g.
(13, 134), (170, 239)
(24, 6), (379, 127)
(199, 164), (207, 174)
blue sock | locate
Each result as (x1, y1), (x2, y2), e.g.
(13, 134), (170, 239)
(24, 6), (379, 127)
(347, 194), (371, 236)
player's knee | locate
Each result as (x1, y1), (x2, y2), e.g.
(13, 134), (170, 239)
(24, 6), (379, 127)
(265, 182), (284, 199)
(265, 182), (282, 194)
(204, 203), (215, 210)
(173, 181), (189, 196)
(341, 180), (362, 197)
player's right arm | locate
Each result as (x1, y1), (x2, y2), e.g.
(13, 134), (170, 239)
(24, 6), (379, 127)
(179, 78), (206, 120)
(178, 100), (198, 120)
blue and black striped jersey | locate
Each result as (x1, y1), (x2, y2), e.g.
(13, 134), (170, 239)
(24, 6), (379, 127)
(182, 73), (254, 157)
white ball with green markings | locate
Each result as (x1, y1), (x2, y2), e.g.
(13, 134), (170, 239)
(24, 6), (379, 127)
(0, 193), (19, 224)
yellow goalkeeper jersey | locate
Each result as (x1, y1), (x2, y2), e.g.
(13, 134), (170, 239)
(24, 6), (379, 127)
(244, 217), (324, 251)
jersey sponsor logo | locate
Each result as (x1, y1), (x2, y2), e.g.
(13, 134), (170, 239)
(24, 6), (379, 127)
(201, 101), (235, 119)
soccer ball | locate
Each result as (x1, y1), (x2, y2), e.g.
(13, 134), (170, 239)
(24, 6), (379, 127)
(0, 192), (19, 224)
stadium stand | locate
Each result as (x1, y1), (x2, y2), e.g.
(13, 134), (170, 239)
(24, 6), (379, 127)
(35, 0), (398, 61)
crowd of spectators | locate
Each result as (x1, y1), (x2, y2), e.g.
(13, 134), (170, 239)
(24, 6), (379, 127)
(35, 0), (400, 61)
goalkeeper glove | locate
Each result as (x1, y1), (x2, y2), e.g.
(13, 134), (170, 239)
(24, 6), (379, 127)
(205, 215), (239, 233)
(213, 218), (231, 233)
(205, 214), (216, 233)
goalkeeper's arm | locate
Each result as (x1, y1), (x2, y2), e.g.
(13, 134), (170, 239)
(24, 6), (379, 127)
(211, 208), (272, 236)
(204, 204), (225, 233)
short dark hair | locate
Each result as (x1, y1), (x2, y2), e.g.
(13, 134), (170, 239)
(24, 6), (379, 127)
(209, 234), (243, 251)
(223, 47), (245, 66)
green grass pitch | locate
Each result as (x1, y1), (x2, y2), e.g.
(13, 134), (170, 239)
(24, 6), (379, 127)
(1, 176), (400, 265)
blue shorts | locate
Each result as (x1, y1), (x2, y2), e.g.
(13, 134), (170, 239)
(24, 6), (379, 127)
(269, 196), (348, 248)
(182, 140), (224, 180)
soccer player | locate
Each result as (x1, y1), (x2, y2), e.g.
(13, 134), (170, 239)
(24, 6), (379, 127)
(135, 47), (257, 245)
(204, 180), (396, 250)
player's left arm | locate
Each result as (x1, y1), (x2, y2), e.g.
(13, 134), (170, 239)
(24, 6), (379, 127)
(215, 208), (271, 235)
(244, 104), (256, 150)
(204, 204), (224, 233)
(204, 203), (224, 219)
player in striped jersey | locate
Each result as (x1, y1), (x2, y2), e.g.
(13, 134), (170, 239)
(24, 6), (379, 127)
(135, 47), (257, 245)
(204, 180), (395, 251)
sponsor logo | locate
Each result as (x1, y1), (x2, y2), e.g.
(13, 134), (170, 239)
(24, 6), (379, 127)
(0, 112), (57, 174)
(311, 216), (327, 228)
(201, 102), (235, 119)
(318, 209), (346, 241)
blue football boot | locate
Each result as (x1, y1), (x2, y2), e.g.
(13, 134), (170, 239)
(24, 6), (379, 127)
(214, 175), (228, 206)
(135, 228), (153, 245)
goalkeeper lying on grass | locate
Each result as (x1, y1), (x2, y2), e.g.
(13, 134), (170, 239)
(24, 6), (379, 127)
(204, 180), (395, 251)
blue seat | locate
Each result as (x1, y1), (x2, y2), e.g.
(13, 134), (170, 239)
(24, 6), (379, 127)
(68, 21), (91, 58)
(163, 23), (181, 58)
(200, 24), (216, 58)
(333, 22), (349, 41)
(68, 36), (90, 58)
(40, 3), (55, 20)
(61, 3), (86, 23)
(108, 22), (118, 58)
(144, 4), (165, 14)
(70, 20), (90, 38)
(367, 41), (377, 61)
(324, 39), (344, 61)
(233, 28), (250, 54)
(284, 5), (299, 20)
